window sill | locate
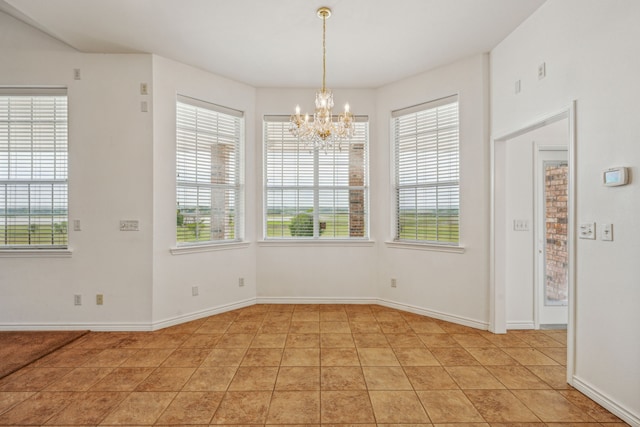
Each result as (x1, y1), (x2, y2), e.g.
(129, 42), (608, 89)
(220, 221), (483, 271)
(385, 241), (466, 254)
(258, 239), (375, 248)
(0, 248), (73, 258)
(170, 241), (250, 255)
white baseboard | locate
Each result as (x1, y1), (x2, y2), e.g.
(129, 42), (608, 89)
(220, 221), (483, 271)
(572, 375), (640, 427)
(0, 298), (257, 332)
(378, 299), (489, 330)
(1, 297), (489, 334)
(506, 321), (535, 330)
(151, 298), (256, 331)
(257, 297), (488, 331)
(255, 296), (378, 305)
(0, 322), (153, 332)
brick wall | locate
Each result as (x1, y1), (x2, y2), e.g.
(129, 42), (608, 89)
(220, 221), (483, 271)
(349, 142), (365, 237)
(211, 144), (232, 240)
(545, 164), (568, 303)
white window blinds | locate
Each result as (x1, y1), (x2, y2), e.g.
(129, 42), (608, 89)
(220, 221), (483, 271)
(393, 95), (459, 244)
(0, 89), (68, 248)
(176, 96), (243, 245)
(264, 117), (369, 239)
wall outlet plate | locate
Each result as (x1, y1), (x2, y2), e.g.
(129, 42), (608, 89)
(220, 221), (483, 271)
(538, 62), (546, 79)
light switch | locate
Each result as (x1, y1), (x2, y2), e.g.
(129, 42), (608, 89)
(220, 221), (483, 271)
(579, 222), (596, 239)
(601, 223), (613, 241)
(120, 220), (139, 231)
(513, 219), (529, 231)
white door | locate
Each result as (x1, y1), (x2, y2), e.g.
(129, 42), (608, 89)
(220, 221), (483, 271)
(536, 148), (569, 327)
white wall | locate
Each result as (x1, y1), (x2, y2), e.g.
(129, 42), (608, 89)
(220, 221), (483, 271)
(151, 55), (257, 325)
(502, 120), (568, 328)
(254, 89), (379, 301)
(0, 12), (154, 329)
(491, 0), (640, 422)
(375, 54), (491, 327)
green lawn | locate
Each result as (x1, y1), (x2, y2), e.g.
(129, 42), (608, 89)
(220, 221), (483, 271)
(0, 223), (67, 246)
(177, 220), (235, 243)
(267, 213), (352, 238)
(266, 212), (458, 242)
(398, 213), (459, 243)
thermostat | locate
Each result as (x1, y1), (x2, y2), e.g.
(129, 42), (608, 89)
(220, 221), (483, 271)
(603, 167), (629, 186)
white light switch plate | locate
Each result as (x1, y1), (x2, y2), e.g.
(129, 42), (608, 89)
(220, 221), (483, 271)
(119, 220), (139, 231)
(601, 223), (613, 241)
(579, 222), (596, 239)
(513, 219), (529, 231)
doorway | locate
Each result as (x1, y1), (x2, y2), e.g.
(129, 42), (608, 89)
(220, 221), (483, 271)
(490, 103), (576, 385)
(535, 147), (568, 328)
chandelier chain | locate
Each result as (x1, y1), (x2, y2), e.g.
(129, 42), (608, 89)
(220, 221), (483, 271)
(322, 12), (326, 92)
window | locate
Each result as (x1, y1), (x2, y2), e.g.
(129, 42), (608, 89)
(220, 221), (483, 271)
(0, 89), (68, 248)
(264, 116), (369, 239)
(176, 96), (243, 245)
(393, 95), (459, 245)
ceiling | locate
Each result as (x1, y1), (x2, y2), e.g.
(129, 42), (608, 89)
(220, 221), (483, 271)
(0, 0), (545, 88)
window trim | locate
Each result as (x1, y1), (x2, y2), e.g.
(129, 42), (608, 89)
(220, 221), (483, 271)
(392, 94), (461, 247)
(175, 95), (244, 247)
(0, 87), (69, 251)
(263, 115), (370, 241)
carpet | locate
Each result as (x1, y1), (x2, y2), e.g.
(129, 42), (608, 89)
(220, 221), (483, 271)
(0, 330), (89, 379)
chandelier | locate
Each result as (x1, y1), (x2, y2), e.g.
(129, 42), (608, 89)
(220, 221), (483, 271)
(289, 7), (355, 150)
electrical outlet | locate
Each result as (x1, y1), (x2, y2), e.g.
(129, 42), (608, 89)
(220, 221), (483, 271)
(73, 68), (81, 80)
(73, 219), (81, 231)
(141, 101), (148, 112)
(96, 294), (104, 305)
(538, 62), (546, 79)
(238, 277), (245, 287)
(192, 286), (199, 296)
(74, 294), (82, 306)
(391, 278), (397, 288)
(140, 83), (148, 95)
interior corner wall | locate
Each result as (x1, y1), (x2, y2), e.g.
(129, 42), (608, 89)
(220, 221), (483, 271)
(151, 55), (258, 326)
(490, 0), (640, 422)
(254, 88), (379, 302)
(0, 11), (154, 329)
(374, 54), (491, 328)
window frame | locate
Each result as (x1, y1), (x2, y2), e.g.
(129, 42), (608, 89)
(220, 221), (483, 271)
(175, 95), (244, 248)
(392, 95), (461, 247)
(263, 115), (370, 241)
(0, 88), (69, 252)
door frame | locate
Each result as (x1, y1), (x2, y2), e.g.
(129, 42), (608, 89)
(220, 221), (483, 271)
(534, 145), (568, 329)
(489, 102), (576, 385)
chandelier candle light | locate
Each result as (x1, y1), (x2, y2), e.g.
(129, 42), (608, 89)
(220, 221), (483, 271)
(289, 7), (355, 150)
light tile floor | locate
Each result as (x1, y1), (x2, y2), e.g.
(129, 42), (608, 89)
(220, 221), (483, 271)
(0, 304), (629, 426)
